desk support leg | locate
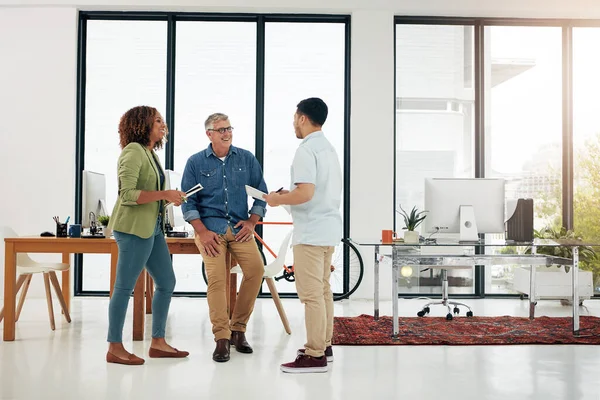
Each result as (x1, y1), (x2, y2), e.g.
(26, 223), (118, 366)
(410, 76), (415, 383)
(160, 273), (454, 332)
(3, 243), (16, 341)
(528, 246), (537, 320)
(62, 253), (70, 313)
(391, 246), (399, 339)
(133, 270), (146, 341)
(374, 245), (380, 320)
(146, 274), (153, 315)
(110, 243), (118, 297)
(573, 246), (580, 334)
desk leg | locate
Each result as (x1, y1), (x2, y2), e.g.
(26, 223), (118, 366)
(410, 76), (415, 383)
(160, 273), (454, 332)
(145, 274), (153, 315)
(110, 243), (118, 297)
(133, 270), (146, 341)
(374, 245), (379, 320)
(3, 243), (16, 341)
(573, 246), (580, 334)
(528, 246), (537, 320)
(62, 253), (70, 313)
(391, 246), (399, 339)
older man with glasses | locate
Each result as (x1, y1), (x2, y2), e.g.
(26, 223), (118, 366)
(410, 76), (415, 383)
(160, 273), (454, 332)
(181, 112), (268, 363)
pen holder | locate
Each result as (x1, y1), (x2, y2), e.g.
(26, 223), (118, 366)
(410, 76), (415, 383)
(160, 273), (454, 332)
(68, 224), (81, 238)
(56, 223), (68, 238)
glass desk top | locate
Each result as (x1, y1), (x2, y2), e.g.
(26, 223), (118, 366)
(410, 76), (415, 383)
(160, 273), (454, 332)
(352, 238), (600, 248)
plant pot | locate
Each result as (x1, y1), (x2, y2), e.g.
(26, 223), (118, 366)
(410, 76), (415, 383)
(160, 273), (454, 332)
(403, 230), (419, 244)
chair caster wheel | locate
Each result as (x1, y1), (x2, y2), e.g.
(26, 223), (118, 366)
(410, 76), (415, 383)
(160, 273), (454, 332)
(417, 311), (426, 317)
(446, 313), (453, 321)
(423, 307), (430, 314)
(453, 307), (460, 315)
(466, 311), (473, 317)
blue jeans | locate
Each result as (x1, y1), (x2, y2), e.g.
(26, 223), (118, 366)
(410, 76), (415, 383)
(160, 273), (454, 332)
(107, 217), (176, 343)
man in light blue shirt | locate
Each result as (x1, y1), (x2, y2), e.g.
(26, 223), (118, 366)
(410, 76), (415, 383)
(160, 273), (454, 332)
(181, 113), (268, 363)
(264, 98), (342, 373)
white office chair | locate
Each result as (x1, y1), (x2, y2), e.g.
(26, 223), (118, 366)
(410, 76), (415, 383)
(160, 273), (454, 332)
(230, 229), (293, 278)
(228, 229), (293, 334)
(0, 226), (71, 330)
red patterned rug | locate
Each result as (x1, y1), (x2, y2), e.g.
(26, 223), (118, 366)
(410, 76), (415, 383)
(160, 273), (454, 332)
(332, 314), (600, 345)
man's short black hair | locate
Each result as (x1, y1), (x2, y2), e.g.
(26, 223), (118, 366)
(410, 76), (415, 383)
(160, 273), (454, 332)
(296, 97), (328, 126)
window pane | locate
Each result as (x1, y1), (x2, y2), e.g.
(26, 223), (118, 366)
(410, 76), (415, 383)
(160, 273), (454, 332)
(485, 26), (562, 295)
(573, 28), (600, 295)
(173, 21), (257, 293)
(262, 22), (346, 295)
(83, 20), (167, 291)
(395, 24), (475, 295)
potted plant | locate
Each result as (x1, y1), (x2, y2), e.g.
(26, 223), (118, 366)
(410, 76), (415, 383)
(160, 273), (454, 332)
(97, 215), (111, 237)
(397, 205), (428, 244)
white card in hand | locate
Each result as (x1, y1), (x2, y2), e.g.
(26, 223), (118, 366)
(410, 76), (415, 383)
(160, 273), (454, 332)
(185, 183), (203, 197)
(245, 185), (267, 200)
(166, 183), (203, 207)
(245, 185), (291, 214)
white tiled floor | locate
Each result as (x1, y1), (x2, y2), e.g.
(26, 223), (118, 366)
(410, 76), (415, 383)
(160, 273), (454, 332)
(1, 296), (600, 400)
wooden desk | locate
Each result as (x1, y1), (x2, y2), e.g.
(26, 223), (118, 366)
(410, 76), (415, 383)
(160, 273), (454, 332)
(3, 237), (117, 341)
(3, 236), (290, 341)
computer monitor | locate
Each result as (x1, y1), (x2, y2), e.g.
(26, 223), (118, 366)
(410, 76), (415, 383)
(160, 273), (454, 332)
(164, 169), (186, 230)
(423, 178), (505, 242)
(82, 170), (107, 229)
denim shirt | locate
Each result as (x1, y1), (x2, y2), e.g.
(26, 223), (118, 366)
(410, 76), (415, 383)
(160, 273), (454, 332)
(181, 144), (268, 235)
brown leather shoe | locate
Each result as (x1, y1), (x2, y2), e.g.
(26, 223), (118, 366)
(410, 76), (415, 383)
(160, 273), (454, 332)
(106, 351), (145, 366)
(230, 331), (253, 354)
(212, 338), (230, 362)
(149, 347), (190, 358)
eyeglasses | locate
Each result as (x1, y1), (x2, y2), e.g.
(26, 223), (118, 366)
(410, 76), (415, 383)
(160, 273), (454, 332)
(208, 126), (234, 134)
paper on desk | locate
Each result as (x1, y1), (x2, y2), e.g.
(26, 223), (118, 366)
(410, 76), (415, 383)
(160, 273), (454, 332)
(245, 185), (291, 215)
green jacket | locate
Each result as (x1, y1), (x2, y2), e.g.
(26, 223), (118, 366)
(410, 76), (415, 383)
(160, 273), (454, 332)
(108, 143), (165, 238)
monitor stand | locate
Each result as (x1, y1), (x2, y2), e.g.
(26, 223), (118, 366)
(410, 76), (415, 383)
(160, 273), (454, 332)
(459, 205), (480, 243)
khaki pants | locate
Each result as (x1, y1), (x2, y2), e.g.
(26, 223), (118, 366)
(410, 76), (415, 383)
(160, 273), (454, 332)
(195, 227), (264, 341)
(293, 244), (335, 358)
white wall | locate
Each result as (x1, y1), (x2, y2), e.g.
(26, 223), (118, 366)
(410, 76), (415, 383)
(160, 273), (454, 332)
(1, 0), (600, 302)
(0, 8), (78, 298)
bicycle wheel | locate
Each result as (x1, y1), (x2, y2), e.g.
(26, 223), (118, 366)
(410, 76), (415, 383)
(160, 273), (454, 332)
(331, 239), (364, 301)
(201, 249), (267, 286)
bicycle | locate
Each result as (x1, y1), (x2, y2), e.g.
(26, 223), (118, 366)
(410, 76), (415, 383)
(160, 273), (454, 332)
(201, 221), (364, 301)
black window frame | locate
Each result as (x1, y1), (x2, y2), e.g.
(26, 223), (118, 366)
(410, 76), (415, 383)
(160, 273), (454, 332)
(394, 16), (600, 298)
(75, 11), (351, 297)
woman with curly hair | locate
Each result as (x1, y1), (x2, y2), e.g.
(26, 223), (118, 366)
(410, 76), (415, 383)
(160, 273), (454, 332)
(106, 105), (189, 365)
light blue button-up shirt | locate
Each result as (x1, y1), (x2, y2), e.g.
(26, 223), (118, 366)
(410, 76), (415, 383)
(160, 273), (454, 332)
(181, 144), (268, 235)
(290, 131), (342, 246)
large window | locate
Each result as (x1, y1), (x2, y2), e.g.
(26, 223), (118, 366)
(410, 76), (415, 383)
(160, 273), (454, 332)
(395, 18), (599, 298)
(485, 26), (562, 295)
(172, 21), (257, 293)
(394, 24), (475, 295)
(77, 13), (350, 296)
(262, 22), (346, 295)
(82, 20), (167, 292)
(573, 27), (600, 294)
